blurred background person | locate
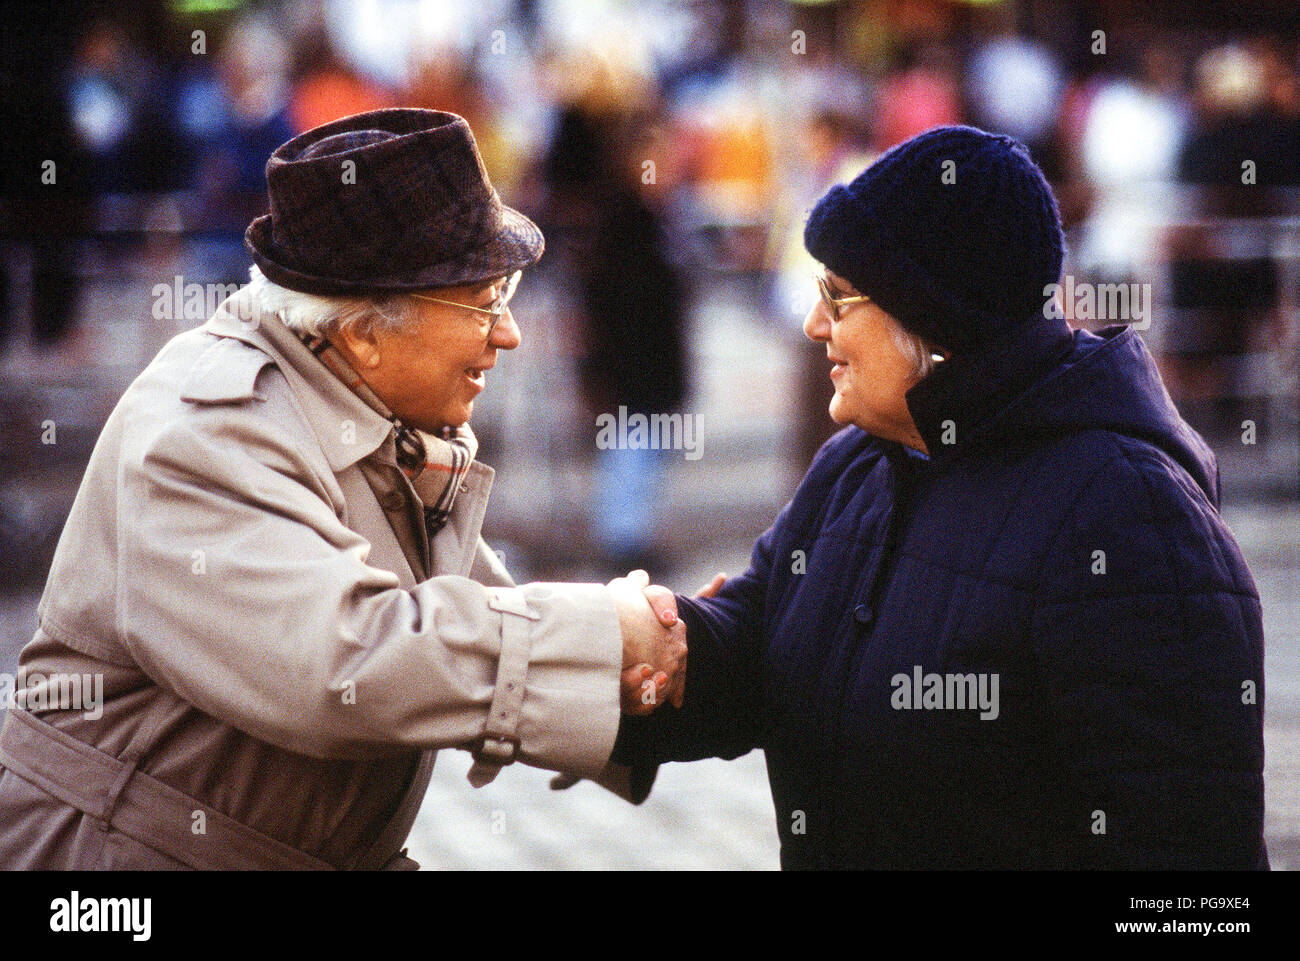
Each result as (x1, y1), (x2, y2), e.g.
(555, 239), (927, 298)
(770, 105), (875, 469)
(287, 27), (395, 133)
(0, 2), (94, 352)
(872, 41), (963, 152)
(541, 51), (690, 575)
(1166, 40), (1299, 435)
(175, 16), (293, 288)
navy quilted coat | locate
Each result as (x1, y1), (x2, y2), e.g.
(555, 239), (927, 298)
(617, 316), (1267, 870)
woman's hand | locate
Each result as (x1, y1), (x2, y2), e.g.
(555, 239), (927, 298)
(642, 570), (726, 627)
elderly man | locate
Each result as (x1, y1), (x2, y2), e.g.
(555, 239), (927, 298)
(0, 109), (684, 870)
(621, 126), (1268, 870)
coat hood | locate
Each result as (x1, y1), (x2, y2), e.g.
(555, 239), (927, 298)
(905, 316), (1219, 504)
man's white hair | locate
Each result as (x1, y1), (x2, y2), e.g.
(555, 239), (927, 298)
(244, 264), (422, 338)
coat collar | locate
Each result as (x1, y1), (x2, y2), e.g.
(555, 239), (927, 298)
(904, 314), (1075, 468)
(203, 288), (395, 472)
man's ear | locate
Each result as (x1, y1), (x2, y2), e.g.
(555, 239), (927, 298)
(330, 322), (383, 370)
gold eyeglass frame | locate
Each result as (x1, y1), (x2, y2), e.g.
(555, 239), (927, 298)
(410, 270), (522, 335)
(815, 272), (872, 321)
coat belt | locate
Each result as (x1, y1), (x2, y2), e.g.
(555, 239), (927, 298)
(0, 708), (416, 870)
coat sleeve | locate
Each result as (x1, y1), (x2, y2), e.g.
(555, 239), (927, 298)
(1028, 441), (1267, 869)
(115, 396), (623, 777)
(614, 512), (777, 767)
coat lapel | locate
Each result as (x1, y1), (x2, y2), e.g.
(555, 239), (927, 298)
(201, 289), (497, 586)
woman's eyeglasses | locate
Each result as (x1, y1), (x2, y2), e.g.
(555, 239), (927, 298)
(815, 273), (871, 321)
(411, 271), (522, 336)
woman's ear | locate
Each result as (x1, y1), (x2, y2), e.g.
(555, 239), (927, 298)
(331, 322), (384, 370)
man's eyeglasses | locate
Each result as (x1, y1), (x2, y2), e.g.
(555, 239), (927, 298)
(411, 271), (522, 336)
(815, 273), (872, 321)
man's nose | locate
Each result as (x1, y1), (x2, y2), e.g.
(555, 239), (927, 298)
(490, 308), (521, 350)
(804, 304), (831, 343)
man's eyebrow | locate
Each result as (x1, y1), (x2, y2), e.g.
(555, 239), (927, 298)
(469, 283), (498, 305)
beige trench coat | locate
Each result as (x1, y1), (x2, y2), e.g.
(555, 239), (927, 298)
(0, 288), (623, 869)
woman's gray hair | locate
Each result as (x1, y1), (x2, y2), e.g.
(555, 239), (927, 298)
(245, 264), (422, 338)
(889, 319), (945, 380)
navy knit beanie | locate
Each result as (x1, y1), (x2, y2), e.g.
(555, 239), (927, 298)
(803, 125), (1065, 356)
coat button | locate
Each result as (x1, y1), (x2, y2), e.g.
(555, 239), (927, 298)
(380, 491), (405, 511)
(853, 604), (874, 625)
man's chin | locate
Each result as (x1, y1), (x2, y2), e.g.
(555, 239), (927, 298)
(410, 408), (471, 434)
(444, 403), (473, 430)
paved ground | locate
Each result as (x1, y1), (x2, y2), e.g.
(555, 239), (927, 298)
(0, 261), (1296, 869)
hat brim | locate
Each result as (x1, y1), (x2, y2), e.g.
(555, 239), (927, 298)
(245, 204), (544, 296)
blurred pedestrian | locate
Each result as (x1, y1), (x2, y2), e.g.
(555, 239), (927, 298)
(287, 31), (393, 134)
(871, 43), (963, 153)
(0, 2), (93, 350)
(771, 107), (875, 471)
(176, 16), (295, 287)
(544, 98), (690, 573)
(1167, 41), (1293, 430)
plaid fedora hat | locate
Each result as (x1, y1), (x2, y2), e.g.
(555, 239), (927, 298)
(245, 108), (543, 295)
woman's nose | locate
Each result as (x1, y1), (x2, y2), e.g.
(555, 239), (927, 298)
(804, 304), (831, 342)
(489, 308), (521, 350)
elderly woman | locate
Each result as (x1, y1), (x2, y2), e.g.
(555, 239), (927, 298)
(0, 109), (683, 870)
(619, 125), (1268, 869)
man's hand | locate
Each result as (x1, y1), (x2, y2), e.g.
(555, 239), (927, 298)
(549, 571), (725, 791)
(608, 570), (688, 714)
(619, 663), (667, 715)
(612, 570), (726, 713)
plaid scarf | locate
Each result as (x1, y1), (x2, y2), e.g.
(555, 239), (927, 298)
(297, 332), (477, 537)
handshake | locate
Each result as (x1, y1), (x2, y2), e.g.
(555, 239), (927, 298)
(607, 569), (724, 716)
